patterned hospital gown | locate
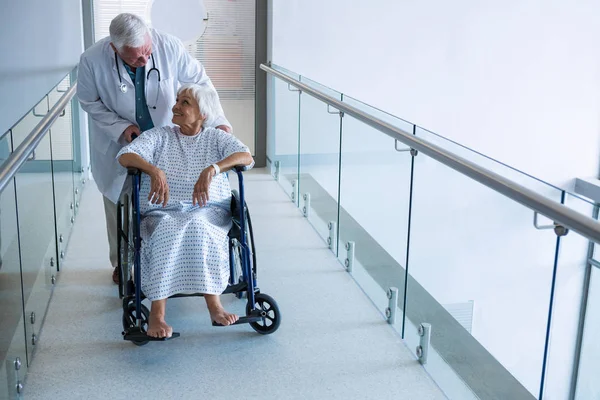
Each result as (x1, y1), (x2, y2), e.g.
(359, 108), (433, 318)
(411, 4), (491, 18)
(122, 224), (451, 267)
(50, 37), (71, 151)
(117, 126), (252, 301)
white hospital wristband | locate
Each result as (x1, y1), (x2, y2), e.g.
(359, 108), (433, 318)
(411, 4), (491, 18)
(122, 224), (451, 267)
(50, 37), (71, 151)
(211, 163), (221, 175)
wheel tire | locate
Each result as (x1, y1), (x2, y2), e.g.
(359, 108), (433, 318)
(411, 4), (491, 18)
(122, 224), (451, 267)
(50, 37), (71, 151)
(247, 293), (281, 335)
(122, 302), (150, 346)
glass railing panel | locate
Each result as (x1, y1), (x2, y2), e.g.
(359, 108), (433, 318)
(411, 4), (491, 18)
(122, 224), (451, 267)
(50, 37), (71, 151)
(575, 239), (600, 399)
(0, 133), (28, 400)
(267, 67), (300, 205)
(10, 72), (71, 155)
(10, 98), (52, 158)
(337, 98), (415, 335)
(405, 127), (564, 399)
(545, 194), (597, 399)
(48, 76), (75, 266)
(415, 127), (564, 199)
(297, 76), (342, 251)
(12, 124), (57, 365)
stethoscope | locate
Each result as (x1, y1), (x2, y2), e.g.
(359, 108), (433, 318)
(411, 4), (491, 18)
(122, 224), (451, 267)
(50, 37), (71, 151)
(115, 51), (161, 109)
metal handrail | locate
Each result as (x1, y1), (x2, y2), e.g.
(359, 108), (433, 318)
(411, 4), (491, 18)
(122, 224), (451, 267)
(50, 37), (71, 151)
(0, 83), (77, 194)
(261, 63), (600, 244)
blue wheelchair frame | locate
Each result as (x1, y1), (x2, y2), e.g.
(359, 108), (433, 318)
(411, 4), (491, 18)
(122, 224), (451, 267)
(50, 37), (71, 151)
(121, 166), (280, 344)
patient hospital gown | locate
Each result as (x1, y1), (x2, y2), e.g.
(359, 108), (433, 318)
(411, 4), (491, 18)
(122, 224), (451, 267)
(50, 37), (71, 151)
(117, 126), (252, 301)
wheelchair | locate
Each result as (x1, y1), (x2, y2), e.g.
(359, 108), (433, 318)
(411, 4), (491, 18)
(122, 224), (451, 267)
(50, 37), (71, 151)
(117, 166), (281, 345)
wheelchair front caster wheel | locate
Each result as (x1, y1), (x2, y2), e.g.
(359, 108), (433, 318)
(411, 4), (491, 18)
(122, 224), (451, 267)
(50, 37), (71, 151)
(122, 302), (150, 346)
(247, 293), (281, 335)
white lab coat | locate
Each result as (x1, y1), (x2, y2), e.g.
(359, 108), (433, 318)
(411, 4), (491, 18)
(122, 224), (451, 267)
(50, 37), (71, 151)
(77, 29), (231, 203)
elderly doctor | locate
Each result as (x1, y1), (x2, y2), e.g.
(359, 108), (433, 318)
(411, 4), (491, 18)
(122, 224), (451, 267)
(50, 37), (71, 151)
(77, 13), (231, 283)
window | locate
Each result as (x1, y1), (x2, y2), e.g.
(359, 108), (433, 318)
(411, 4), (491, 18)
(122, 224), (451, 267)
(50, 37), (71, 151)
(92, 0), (256, 152)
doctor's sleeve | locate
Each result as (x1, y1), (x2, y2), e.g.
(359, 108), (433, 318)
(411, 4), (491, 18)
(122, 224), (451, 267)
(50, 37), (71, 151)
(172, 38), (232, 130)
(77, 56), (132, 143)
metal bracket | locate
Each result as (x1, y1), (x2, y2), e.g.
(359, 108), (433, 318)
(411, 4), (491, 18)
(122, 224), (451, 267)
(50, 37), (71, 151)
(589, 258), (600, 270)
(533, 212), (569, 237)
(10, 357), (23, 398)
(287, 83), (300, 92)
(395, 140), (411, 152)
(394, 140), (419, 156)
(303, 193), (311, 218)
(59, 109), (66, 117)
(533, 212), (555, 230)
(386, 287), (399, 324)
(327, 104), (344, 117)
(56, 87), (69, 93)
(416, 323), (431, 364)
(344, 241), (355, 273)
(273, 161), (280, 182)
(32, 95), (49, 117)
(327, 221), (337, 250)
(291, 179), (297, 203)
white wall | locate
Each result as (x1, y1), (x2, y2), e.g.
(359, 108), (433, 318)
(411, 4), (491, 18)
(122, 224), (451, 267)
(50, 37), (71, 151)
(0, 1), (83, 135)
(271, 0), (600, 188)
(269, 1), (600, 398)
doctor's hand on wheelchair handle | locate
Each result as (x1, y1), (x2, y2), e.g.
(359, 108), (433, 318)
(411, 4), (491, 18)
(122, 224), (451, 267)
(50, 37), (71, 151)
(123, 125), (141, 143)
(192, 166), (216, 207)
(149, 167), (169, 207)
(216, 124), (232, 134)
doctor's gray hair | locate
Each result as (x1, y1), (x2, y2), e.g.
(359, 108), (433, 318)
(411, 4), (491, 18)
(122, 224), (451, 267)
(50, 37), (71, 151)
(109, 13), (149, 50)
(178, 83), (222, 126)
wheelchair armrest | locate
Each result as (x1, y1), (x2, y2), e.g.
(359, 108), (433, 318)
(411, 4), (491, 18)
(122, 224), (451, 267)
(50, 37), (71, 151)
(127, 167), (141, 175)
(234, 165), (250, 172)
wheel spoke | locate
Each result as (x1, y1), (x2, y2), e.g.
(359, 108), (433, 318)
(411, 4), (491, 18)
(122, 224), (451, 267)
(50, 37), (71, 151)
(261, 303), (272, 312)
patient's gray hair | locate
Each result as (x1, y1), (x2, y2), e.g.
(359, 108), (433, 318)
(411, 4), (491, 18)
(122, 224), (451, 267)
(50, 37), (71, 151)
(109, 13), (149, 50)
(178, 84), (222, 126)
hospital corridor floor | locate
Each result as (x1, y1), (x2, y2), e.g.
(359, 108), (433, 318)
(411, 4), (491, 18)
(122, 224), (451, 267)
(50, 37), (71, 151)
(22, 168), (445, 400)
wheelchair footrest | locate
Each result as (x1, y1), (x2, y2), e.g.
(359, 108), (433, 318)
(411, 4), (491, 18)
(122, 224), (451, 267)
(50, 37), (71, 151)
(123, 328), (181, 342)
(212, 310), (263, 327)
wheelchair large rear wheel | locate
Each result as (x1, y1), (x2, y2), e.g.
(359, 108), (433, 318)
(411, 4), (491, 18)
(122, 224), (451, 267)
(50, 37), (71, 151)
(247, 293), (280, 335)
(118, 195), (136, 298)
(230, 206), (256, 299)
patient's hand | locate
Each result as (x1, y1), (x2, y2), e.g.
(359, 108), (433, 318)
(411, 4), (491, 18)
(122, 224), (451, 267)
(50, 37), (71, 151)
(149, 168), (169, 207)
(193, 166), (216, 207)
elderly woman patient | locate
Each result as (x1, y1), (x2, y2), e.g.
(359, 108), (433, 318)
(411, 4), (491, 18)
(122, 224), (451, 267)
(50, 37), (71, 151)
(117, 83), (253, 339)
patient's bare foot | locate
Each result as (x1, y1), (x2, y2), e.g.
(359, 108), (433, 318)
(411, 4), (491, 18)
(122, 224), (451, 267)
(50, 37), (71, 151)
(147, 314), (173, 338)
(147, 299), (172, 338)
(205, 295), (239, 326)
(209, 306), (239, 326)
